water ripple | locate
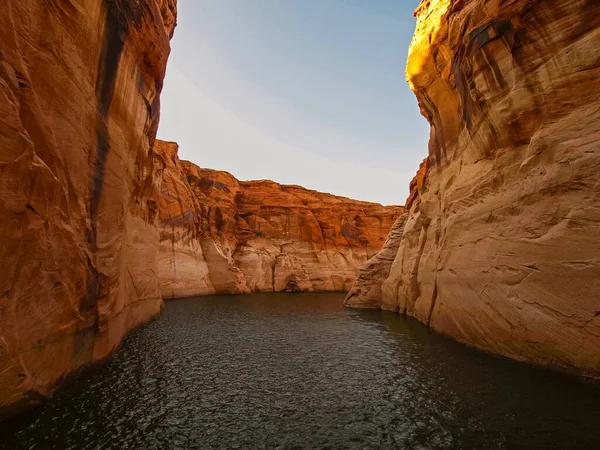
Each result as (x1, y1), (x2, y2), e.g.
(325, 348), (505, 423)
(1, 293), (599, 449)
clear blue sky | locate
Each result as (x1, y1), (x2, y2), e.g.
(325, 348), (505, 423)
(157, 0), (429, 205)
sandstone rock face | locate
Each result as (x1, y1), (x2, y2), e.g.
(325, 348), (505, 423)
(344, 215), (408, 309)
(0, 0), (176, 416)
(347, 0), (600, 377)
(156, 141), (404, 298)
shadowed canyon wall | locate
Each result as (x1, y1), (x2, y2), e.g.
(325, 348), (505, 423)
(156, 140), (404, 298)
(346, 0), (600, 377)
(0, 0), (176, 416)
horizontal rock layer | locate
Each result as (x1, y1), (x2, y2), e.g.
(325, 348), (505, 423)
(0, 0), (176, 416)
(156, 140), (404, 298)
(347, 0), (600, 377)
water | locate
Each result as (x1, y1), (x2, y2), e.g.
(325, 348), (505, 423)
(1, 293), (599, 449)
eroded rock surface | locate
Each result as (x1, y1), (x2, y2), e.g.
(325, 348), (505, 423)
(156, 141), (404, 298)
(346, 0), (600, 377)
(0, 0), (176, 416)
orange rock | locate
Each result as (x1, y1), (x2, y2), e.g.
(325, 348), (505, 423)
(347, 0), (600, 378)
(156, 141), (404, 298)
(0, 0), (176, 416)
(405, 158), (429, 208)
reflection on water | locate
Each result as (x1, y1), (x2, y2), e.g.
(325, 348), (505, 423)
(1, 293), (599, 449)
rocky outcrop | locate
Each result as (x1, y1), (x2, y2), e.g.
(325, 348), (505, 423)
(344, 214), (408, 309)
(156, 141), (404, 298)
(345, 158), (430, 309)
(0, 0), (176, 416)
(346, 0), (600, 377)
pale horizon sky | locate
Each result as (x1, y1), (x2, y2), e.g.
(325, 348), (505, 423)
(157, 0), (429, 206)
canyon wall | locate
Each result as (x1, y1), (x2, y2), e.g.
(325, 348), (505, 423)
(156, 140), (404, 298)
(347, 0), (600, 377)
(0, 0), (176, 416)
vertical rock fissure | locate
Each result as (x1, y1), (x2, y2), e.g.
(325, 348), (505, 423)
(427, 279), (438, 326)
(409, 222), (430, 310)
(92, 2), (128, 227)
(83, 1), (128, 317)
(271, 259), (277, 292)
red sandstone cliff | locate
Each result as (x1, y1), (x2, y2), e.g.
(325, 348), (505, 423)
(0, 0), (176, 416)
(346, 0), (600, 377)
(156, 140), (404, 297)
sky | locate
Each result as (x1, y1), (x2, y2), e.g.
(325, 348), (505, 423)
(157, 0), (429, 206)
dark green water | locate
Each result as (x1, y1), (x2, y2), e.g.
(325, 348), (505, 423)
(1, 293), (599, 449)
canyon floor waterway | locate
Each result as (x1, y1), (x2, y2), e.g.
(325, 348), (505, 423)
(2, 293), (599, 449)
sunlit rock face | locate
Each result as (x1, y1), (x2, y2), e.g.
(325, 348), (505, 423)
(156, 141), (404, 298)
(0, 0), (176, 416)
(347, 0), (600, 377)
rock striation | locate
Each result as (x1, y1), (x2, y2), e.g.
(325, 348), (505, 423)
(0, 0), (176, 416)
(346, 0), (600, 377)
(156, 140), (404, 298)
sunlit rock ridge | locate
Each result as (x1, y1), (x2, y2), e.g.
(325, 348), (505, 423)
(156, 140), (404, 297)
(0, 0), (176, 416)
(346, 0), (600, 377)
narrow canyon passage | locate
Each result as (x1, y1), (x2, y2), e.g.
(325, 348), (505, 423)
(2, 294), (599, 449)
(1, 1), (599, 445)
